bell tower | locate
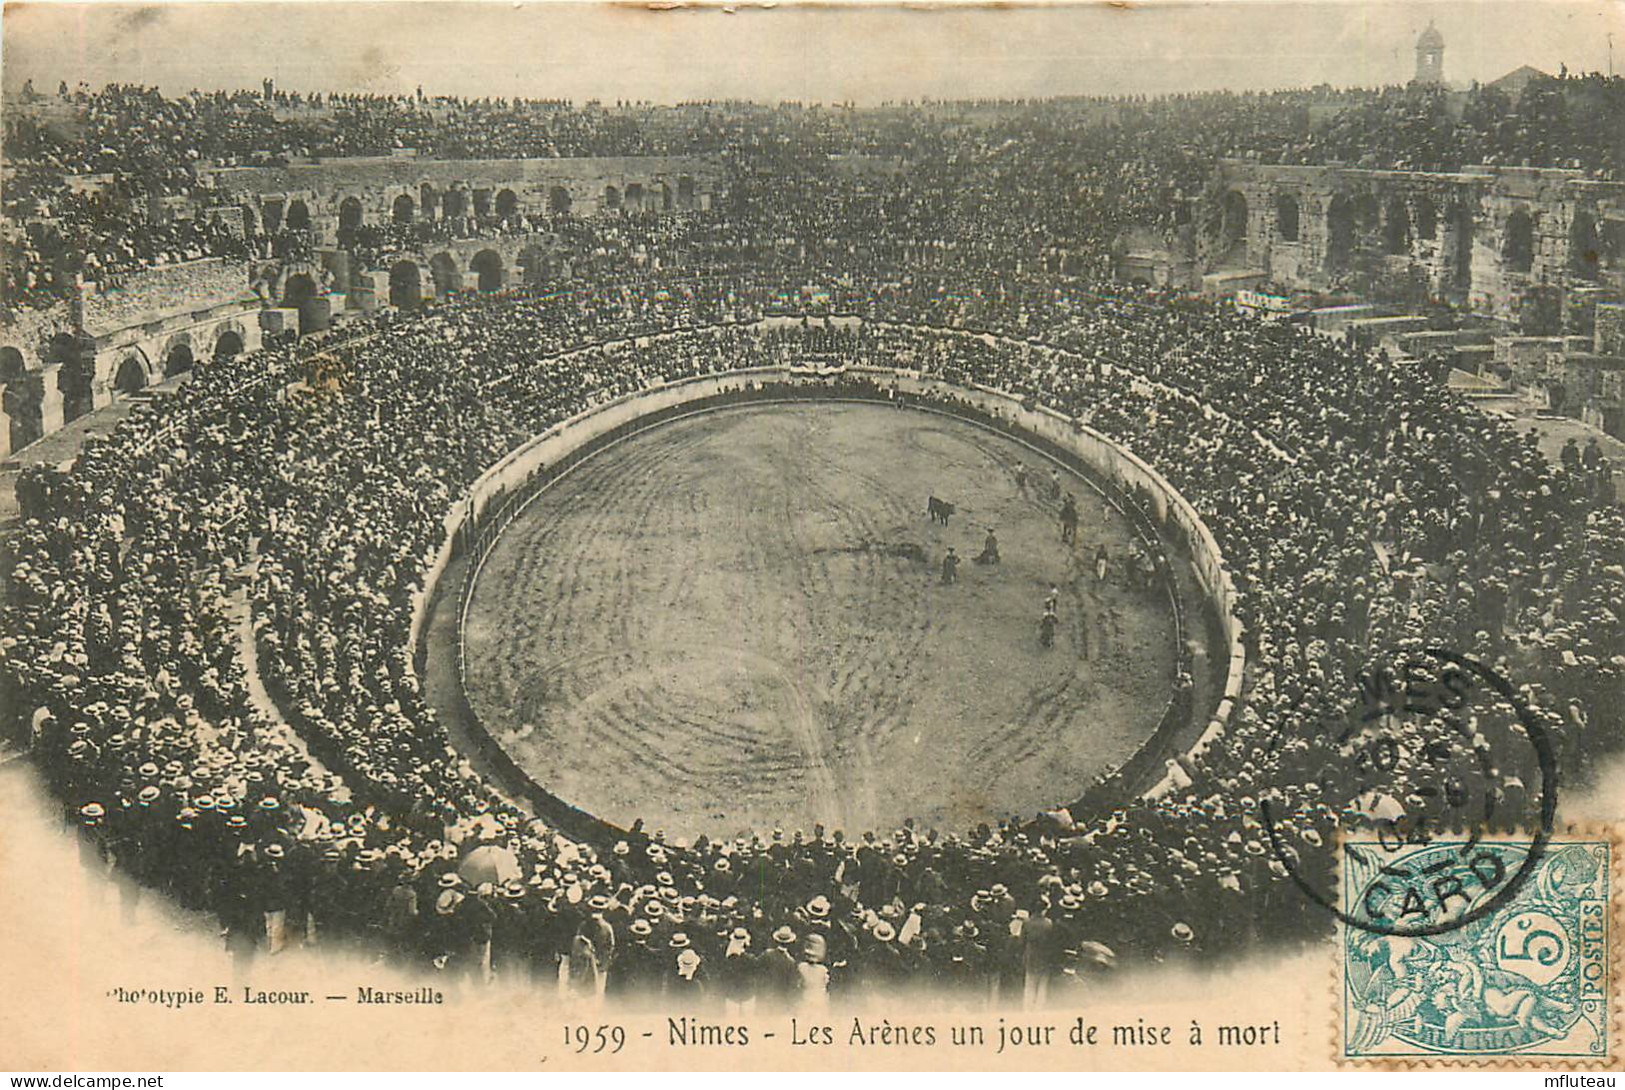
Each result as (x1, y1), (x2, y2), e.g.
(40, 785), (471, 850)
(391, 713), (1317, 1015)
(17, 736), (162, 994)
(1415, 21), (1445, 85)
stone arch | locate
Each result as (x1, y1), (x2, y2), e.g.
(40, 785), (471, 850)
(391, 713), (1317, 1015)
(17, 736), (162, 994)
(471, 249), (505, 292)
(1383, 195), (1411, 255)
(677, 175), (695, 209)
(45, 333), (92, 422)
(389, 260), (423, 310)
(549, 185), (572, 214)
(603, 185), (622, 211)
(281, 271), (323, 335)
(339, 196), (364, 232)
(392, 193), (415, 225)
(430, 252), (463, 296)
(114, 353), (150, 395)
(419, 183), (439, 221)
(625, 183), (645, 212)
(240, 203), (259, 236)
(0, 346), (26, 384)
(660, 181), (673, 211)
(163, 338), (194, 378)
(261, 197), (285, 233)
(473, 189), (492, 218)
(1570, 209), (1601, 281)
(0, 347), (42, 452)
(1448, 202), (1475, 292)
(1274, 193), (1300, 243)
(495, 188), (519, 221)
(213, 326), (245, 360)
(1504, 208), (1535, 273)
(1352, 193), (1381, 241)
(285, 198), (311, 231)
(1414, 194), (1438, 241)
(443, 188), (468, 220)
(1326, 194), (1356, 270)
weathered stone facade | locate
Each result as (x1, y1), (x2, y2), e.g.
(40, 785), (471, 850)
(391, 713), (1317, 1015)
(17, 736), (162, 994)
(201, 154), (724, 246)
(0, 261), (261, 459)
(2, 155), (725, 457)
(82, 258), (264, 409)
(0, 301), (79, 459)
(1206, 161), (1625, 326)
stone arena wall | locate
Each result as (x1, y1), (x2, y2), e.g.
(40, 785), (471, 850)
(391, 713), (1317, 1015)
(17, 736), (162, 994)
(80, 257), (257, 335)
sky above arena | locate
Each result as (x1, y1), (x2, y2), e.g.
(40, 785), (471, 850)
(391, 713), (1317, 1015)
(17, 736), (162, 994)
(2, 1), (1621, 105)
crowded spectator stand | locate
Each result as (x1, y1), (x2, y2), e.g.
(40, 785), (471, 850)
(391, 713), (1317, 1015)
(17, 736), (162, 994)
(1, 77), (1622, 1002)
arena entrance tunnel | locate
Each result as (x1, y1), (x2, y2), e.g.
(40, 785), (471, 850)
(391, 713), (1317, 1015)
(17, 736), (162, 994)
(415, 352), (1241, 848)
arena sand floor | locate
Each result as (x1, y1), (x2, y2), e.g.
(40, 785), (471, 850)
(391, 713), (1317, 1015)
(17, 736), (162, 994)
(461, 402), (1178, 840)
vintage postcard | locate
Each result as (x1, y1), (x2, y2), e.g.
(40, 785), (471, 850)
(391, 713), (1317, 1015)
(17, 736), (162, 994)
(1, 0), (1622, 1075)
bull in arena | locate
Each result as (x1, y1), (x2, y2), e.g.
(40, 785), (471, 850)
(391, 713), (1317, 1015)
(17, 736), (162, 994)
(927, 496), (956, 525)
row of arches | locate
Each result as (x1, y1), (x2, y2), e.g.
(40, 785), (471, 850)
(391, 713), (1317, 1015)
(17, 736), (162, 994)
(386, 186), (527, 225)
(1322, 191), (1474, 286)
(388, 246), (559, 309)
(1475, 207), (1610, 281)
(273, 247), (553, 321)
(602, 176), (696, 212)
(1264, 191), (1445, 254)
(1253, 188), (1613, 284)
(333, 187), (532, 232)
(257, 197), (313, 234)
(1204, 188), (1468, 286)
(277, 175), (702, 234)
(1, 327), (246, 452)
(110, 331), (243, 396)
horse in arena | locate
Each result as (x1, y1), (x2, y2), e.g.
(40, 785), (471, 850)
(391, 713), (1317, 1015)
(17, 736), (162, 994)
(927, 496), (956, 525)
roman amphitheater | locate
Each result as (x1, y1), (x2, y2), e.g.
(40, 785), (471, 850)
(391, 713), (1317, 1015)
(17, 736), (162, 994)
(3, 39), (1622, 1002)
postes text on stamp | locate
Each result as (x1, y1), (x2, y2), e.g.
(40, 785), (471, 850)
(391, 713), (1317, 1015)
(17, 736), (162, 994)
(1340, 832), (1616, 1064)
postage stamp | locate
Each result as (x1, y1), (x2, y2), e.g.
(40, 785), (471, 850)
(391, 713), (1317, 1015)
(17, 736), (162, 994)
(1339, 830), (1619, 1065)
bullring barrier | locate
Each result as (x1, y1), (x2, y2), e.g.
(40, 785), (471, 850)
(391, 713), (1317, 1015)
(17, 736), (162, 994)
(406, 347), (1246, 837)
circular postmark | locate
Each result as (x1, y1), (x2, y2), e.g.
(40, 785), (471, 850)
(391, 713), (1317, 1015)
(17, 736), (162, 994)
(1259, 645), (1558, 937)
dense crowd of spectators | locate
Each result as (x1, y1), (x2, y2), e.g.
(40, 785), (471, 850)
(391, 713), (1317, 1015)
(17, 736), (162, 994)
(1, 189), (253, 311)
(6, 72), (1623, 312)
(2, 71), (1622, 1000)
(4, 241), (1621, 999)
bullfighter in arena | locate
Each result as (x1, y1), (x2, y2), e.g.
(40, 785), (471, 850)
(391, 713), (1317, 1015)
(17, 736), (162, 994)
(941, 546), (960, 585)
(1060, 493), (1078, 544)
(975, 527), (1001, 565)
(1039, 604), (1058, 648)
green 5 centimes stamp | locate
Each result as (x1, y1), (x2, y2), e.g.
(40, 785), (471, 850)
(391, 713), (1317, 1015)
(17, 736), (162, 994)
(1340, 832), (1618, 1065)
